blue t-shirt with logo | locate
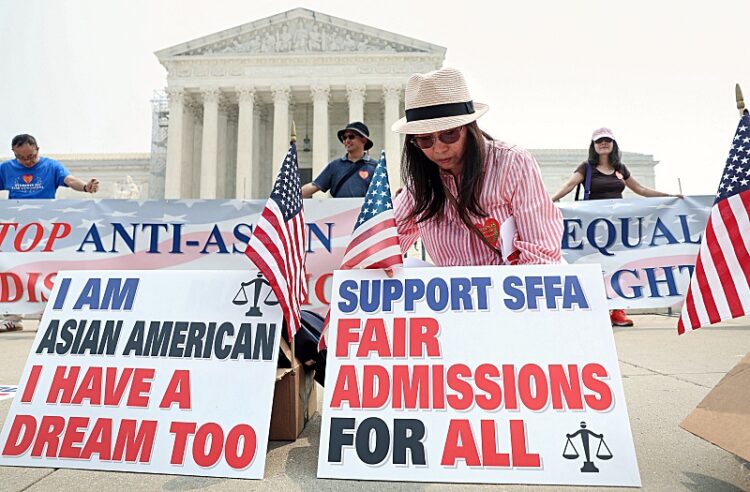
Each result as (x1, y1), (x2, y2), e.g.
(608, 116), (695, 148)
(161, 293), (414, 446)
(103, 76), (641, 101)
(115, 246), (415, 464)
(312, 154), (376, 198)
(0, 157), (70, 199)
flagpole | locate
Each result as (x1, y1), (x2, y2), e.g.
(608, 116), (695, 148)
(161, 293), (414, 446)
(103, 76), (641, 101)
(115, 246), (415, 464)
(289, 120), (297, 366)
(736, 84), (745, 116)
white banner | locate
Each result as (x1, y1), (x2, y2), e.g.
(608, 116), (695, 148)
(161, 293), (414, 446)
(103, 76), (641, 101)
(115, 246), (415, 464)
(0, 196), (712, 314)
(560, 196), (712, 309)
(0, 270), (282, 479)
(318, 264), (640, 487)
(0, 198), (361, 315)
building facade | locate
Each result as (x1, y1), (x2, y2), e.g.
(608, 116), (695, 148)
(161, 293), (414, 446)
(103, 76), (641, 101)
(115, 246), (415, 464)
(155, 7), (445, 199)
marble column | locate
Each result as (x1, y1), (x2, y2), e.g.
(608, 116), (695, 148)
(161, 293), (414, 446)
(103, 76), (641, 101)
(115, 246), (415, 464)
(225, 108), (238, 198)
(200, 88), (220, 199)
(383, 83), (402, 189)
(190, 103), (203, 198)
(235, 87), (255, 199)
(180, 100), (195, 198)
(346, 83), (366, 123)
(164, 87), (185, 199)
(311, 84), (330, 179)
(216, 100), (229, 198)
(271, 85), (291, 178)
(252, 107), (265, 198)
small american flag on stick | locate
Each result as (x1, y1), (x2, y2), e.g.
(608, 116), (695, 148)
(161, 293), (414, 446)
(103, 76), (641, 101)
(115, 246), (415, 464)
(245, 143), (307, 340)
(319, 151), (403, 349)
(678, 110), (750, 333)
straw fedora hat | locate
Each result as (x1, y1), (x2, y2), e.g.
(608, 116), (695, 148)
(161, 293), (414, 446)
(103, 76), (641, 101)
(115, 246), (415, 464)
(391, 67), (489, 134)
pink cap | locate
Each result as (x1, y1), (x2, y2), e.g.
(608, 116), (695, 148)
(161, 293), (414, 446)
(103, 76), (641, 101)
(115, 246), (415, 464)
(591, 127), (615, 141)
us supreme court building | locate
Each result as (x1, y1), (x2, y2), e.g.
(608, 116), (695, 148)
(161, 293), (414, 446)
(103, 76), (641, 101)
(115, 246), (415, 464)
(150, 7), (657, 201)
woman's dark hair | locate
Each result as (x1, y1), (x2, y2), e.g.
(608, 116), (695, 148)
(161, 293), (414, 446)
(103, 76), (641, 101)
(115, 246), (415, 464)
(401, 122), (491, 224)
(11, 134), (38, 149)
(588, 139), (622, 171)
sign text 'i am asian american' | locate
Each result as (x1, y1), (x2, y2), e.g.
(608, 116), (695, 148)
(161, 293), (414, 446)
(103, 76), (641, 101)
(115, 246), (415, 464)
(0, 270), (282, 479)
(318, 264), (640, 487)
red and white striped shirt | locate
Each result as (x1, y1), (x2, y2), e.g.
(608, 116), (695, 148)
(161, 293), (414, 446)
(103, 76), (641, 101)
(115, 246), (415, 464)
(393, 139), (563, 266)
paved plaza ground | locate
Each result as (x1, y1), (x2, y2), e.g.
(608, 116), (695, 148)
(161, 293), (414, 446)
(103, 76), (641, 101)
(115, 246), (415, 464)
(1, 315), (749, 491)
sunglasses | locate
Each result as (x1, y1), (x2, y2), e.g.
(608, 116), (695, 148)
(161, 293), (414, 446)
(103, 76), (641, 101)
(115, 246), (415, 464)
(410, 127), (463, 149)
(594, 137), (613, 144)
(14, 151), (38, 162)
(341, 133), (359, 141)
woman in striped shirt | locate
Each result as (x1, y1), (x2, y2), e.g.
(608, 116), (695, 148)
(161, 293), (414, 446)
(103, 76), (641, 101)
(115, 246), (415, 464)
(391, 68), (563, 266)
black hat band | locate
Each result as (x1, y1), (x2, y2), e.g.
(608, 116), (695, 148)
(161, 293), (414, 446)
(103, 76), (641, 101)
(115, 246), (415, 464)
(405, 101), (475, 122)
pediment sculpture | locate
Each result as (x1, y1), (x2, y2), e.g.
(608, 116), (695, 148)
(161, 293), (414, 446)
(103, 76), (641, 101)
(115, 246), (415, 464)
(180, 18), (424, 56)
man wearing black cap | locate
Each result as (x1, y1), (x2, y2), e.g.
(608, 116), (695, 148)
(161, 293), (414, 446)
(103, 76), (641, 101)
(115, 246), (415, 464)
(301, 121), (377, 198)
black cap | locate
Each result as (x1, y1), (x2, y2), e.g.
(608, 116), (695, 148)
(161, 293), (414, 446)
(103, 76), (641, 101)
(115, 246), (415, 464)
(337, 121), (373, 150)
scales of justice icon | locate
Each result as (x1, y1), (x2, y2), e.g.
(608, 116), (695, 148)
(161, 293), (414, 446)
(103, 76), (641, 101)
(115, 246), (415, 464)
(232, 272), (279, 317)
(563, 421), (613, 473)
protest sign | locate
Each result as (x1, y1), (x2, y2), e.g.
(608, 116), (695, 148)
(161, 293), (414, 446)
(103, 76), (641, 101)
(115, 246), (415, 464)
(559, 196), (712, 309)
(318, 264), (640, 486)
(1, 196), (713, 315)
(0, 198), (361, 315)
(0, 270), (282, 479)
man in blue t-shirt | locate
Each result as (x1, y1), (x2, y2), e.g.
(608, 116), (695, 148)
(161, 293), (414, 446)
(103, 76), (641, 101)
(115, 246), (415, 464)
(0, 134), (100, 199)
(301, 122), (377, 198)
(0, 134), (100, 333)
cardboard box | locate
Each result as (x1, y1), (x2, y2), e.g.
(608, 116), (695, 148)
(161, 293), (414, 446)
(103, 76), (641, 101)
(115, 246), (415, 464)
(680, 352), (750, 462)
(269, 337), (318, 441)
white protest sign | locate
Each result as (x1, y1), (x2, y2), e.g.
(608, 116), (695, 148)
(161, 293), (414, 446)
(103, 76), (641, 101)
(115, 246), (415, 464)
(318, 264), (640, 487)
(0, 270), (282, 479)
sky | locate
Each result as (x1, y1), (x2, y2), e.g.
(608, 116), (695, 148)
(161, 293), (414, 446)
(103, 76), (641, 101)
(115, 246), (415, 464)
(1, 0), (749, 195)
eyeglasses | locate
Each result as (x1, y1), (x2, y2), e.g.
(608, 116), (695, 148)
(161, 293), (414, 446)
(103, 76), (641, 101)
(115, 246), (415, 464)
(594, 137), (613, 144)
(341, 133), (359, 141)
(410, 127), (463, 149)
(13, 151), (38, 162)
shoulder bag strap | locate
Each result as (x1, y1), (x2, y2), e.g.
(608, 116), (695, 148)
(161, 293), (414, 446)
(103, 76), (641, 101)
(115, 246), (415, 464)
(443, 185), (503, 258)
(331, 161), (366, 197)
(574, 161), (593, 201)
(583, 161), (593, 200)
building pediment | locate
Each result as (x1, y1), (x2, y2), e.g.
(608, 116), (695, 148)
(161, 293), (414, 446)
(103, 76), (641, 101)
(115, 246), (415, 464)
(156, 8), (445, 59)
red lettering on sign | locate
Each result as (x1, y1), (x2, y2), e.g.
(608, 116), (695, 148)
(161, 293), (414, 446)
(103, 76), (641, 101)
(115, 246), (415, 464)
(169, 421), (196, 465)
(0, 272), (58, 304)
(314, 273), (332, 305)
(446, 364), (473, 411)
(42, 222), (72, 252)
(517, 364), (549, 411)
(442, 419), (540, 468)
(361, 365), (390, 408)
(330, 365), (360, 408)
(21, 365), (43, 403)
(159, 370), (192, 409)
(2, 415), (36, 456)
(441, 419), (480, 466)
(224, 424), (257, 469)
(582, 363), (613, 411)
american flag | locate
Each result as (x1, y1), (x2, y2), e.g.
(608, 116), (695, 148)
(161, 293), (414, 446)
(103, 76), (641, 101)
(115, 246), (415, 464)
(319, 151), (403, 349)
(679, 111), (750, 333)
(245, 143), (307, 339)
